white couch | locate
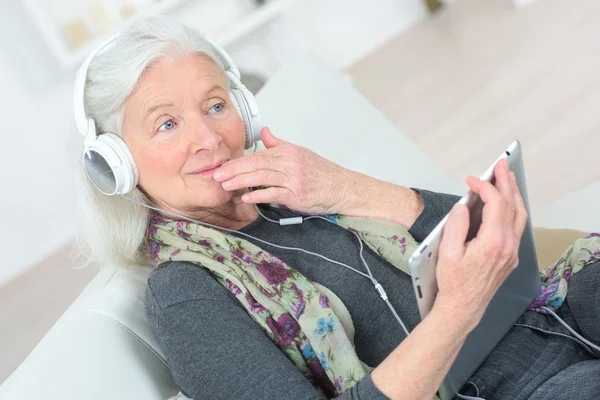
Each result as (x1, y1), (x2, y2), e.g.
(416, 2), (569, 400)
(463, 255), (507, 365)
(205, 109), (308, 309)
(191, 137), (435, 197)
(2, 50), (593, 399)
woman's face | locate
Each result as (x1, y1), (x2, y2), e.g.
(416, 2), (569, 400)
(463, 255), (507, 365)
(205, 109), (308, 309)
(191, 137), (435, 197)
(123, 53), (246, 214)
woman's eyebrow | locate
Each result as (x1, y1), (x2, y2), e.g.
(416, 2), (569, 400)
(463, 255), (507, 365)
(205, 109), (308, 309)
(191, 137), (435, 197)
(206, 84), (227, 96)
(143, 85), (226, 118)
(145, 103), (174, 118)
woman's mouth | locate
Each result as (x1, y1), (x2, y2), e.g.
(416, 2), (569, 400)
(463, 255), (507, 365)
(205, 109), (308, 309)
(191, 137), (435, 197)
(192, 166), (220, 177)
(189, 160), (228, 178)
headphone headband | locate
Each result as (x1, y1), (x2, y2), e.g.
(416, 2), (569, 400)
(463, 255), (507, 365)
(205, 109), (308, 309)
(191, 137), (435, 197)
(73, 34), (119, 139)
(73, 30), (243, 139)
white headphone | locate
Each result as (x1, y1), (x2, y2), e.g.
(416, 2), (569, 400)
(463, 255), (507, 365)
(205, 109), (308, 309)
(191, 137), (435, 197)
(73, 32), (263, 196)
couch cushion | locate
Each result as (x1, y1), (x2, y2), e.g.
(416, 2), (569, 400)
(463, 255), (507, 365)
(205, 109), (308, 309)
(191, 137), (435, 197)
(532, 227), (591, 271)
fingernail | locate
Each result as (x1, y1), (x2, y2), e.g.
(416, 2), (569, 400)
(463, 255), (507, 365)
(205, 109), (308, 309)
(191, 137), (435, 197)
(213, 169), (223, 180)
(222, 180), (231, 189)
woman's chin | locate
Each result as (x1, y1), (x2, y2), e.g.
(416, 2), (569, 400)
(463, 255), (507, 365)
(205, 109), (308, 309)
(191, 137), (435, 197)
(211, 186), (247, 204)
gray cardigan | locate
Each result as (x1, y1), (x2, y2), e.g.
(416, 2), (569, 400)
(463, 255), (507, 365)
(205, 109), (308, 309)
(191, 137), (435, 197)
(145, 189), (459, 399)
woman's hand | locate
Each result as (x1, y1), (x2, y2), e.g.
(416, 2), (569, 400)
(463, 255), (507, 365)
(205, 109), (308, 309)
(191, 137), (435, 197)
(433, 158), (528, 332)
(213, 127), (352, 215)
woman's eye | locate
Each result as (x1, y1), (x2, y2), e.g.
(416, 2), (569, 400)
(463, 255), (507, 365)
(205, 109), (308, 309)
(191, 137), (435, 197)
(210, 102), (225, 113)
(158, 120), (175, 132)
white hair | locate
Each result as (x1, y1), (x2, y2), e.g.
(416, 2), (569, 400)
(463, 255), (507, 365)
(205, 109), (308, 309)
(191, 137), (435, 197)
(73, 17), (227, 268)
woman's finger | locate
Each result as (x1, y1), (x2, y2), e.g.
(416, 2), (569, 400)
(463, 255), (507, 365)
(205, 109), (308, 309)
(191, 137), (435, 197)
(241, 186), (290, 204)
(213, 151), (285, 182)
(509, 171), (528, 242)
(220, 170), (289, 192)
(438, 203), (470, 265)
(494, 159), (516, 230)
(467, 176), (504, 244)
(261, 126), (287, 149)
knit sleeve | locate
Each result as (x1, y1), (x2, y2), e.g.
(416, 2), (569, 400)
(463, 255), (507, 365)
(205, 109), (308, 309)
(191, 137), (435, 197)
(408, 189), (461, 243)
(145, 261), (390, 399)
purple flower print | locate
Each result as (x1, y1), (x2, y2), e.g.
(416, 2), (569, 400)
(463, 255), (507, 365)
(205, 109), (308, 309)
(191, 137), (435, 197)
(213, 254), (225, 263)
(257, 259), (289, 285)
(265, 313), (300, 346)
(309, 356), (328, 380)
(150, 215), (169, 225)
(562, 269), (572, 282)
(290, 283), (306, 317)
(148, 240), (160, 260)
(529, 281), (559, 310)
(198, 239), (212, 249)
(291, 299), (306, 319)
(232, 250), (253, 264)
(245, 292), (268, 314)
(390, 235), (407, 255)
(318, 293), (330, 309)
(334, 376), (344, 392)
(225, 279), (242, 296)
(147, 224), (158, 238)
(176, 221), (192, 238)
(260, 286), (274, 298)
(278, 313), (300, 342)
(308, 357), (336, 398)
(554, 257), (563, 267)
(586, 233), (600, 238)
(170, 249), (181, 257)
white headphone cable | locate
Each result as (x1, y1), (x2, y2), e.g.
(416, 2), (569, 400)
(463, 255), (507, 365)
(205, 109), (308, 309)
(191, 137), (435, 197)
(540, 306), (600, 353)
(121, 194), (411, 337)
(253, 202), (411, 335)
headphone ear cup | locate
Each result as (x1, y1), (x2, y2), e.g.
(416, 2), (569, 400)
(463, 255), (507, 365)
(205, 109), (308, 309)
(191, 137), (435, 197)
(241, 87), (262, 148)
(230, 89), (253, 149)
(83, 133), (139, 195)
(230, 87), (262, 150)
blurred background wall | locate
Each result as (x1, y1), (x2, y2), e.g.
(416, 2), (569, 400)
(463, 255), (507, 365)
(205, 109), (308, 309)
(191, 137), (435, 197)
(0, 0), (427, 288)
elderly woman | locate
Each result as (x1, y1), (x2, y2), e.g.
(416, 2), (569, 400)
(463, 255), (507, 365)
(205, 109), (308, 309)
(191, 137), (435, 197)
(75, 17), (600, 400)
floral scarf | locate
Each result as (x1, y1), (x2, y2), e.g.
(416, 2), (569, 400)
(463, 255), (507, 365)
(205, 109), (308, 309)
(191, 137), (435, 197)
(147, 206), (600, 398)
(529, 232), (600, 313)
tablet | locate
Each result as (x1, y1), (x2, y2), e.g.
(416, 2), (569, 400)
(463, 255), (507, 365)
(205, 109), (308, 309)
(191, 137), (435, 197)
(408, 140), (540, 400)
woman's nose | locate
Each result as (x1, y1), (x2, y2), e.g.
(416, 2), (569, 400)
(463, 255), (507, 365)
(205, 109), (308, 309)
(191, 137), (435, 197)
(185, 115), (222, 153)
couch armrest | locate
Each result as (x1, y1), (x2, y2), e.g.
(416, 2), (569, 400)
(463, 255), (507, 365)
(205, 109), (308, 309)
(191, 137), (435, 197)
(0, 267), (177, 399)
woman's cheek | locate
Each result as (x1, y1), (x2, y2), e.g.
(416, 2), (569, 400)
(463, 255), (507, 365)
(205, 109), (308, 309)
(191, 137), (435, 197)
(220, 108), (246, 149)
(140, 149), (185, 184)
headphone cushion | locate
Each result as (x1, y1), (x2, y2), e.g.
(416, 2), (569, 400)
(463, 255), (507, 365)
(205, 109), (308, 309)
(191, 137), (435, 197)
(230, 89), (254, 149)
(84, 133), (139, 195)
